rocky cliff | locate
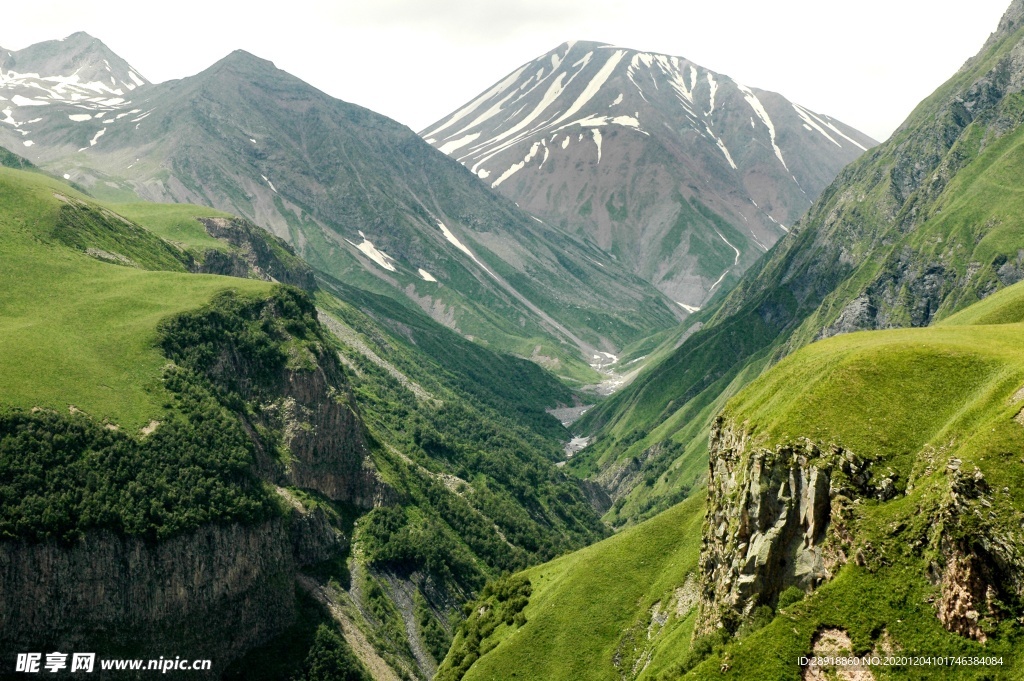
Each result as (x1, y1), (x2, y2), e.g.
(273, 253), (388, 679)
(695, 415), (1024, 644)
(696, 418), (844, 634)
(159, 287), (394, 510)
(193, 216), (318, 293)
(0, 510), (338, 677)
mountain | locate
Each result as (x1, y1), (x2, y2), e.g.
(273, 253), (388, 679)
(1, 40), (683, 383)
(435, 280), (1024, 680)
(0, 32), (148, 132)
(0, 160), (609, 679)
(571, 0), (1024, 527)
(422, 41), (876, 308)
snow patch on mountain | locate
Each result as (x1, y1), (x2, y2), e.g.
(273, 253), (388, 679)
(421, 63), (529, 139)
(436, 221), (495, 278)
(492, 141), (542, 187)
(438, 132), (481, 155)
(706, 72), (718, 115)
(11, 95), (48, 107)
(738, 84), (788, 171)
(346, 236), (397, 272)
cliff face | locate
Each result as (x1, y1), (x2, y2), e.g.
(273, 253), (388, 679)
(193, 216), (318, 293)
(695, 418), (846, 634)
(934, 467), (1024, 642)
(161, 288), (394, 510)
(0, 288), (381, 673)
(696, 416), (1024, 643)
(0, 510), (338, 676)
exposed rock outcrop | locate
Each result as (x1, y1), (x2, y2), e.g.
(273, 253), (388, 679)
(0, 289), (385, 673)
(696, 415), (1024, 642)
(932, 467), (1024, 642)
(0, 520), (294, 676)
(194, 216), (317, 292)
(695, 417), (876, 635)
(166, 289), (394, 509)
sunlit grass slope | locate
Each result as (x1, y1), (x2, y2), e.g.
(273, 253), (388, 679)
(0, 166), (270, 430)
(679, 286), (1024, 679)
(108, 201), (233, 251)
(436, 492), (705, 681)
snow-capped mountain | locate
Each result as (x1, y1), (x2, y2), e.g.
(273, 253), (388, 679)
(422, 41), (877, 309)
(0, 38), (683, 378)
(0, 32), (150, 151)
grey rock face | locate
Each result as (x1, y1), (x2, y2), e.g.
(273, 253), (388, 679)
(194, 216), (318, 292)
(694, 417), (888, 635)
(0, 521), (295, 674)
(2, 42), (684, 363)
(933, 468), (1024, 642)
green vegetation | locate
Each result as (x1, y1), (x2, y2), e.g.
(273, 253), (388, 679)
(51, 198), (192, 271)
(0, 145), (36, 170)
(574, 13), (1024, 528)
(0, 166), (270, 430)
(414, 589), (450, 663)
(0, 169), (325, 542)
(0, 381), (273, 542)
(675, 289), (1024, 678)
(224, 589), (358, 681)
(316, 285), (609, 589)
(108, 201), (232, 251)
(0, 256), (339, 545)
(436, 573), (533, 681)
(359, 506), (483, 589)
(293, 625), (372, 681)
(458, 277), (1024, 680)
(437, 493), (705, 681)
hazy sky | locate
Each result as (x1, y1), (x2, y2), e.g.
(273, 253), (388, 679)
(1, 0), (1013, 141)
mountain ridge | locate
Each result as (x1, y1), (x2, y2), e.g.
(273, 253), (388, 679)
(0, 37), (683, 382)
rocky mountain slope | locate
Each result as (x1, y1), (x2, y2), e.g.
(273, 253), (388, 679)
(422, 41), (876, 308)
(0, 31), (148, 130)
(571, 0), (1024, 527)
(1, 36), (683, 383)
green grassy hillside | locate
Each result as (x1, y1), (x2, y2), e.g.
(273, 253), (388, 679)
(108, 201), (233, 251)
(0, 162), (610, 679)
(437, 492), (706, 681)
(448, 280), (1024, 680)
(679, 288), (1024, 679)
(0, 166), (270, 430)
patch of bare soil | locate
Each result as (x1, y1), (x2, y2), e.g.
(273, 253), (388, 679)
(802, 629), (875, 681)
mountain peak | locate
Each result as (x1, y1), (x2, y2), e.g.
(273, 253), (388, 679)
(421, 40), (875, 307)
(0, 33), (148, 88)
(60, 31), (101, 45)
(200, 49), (280, 80)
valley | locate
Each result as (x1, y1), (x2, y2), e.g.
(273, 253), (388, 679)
(2, 2), (1024, 679)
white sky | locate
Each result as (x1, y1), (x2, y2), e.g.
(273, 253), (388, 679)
(0, 0), (1013, 141)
